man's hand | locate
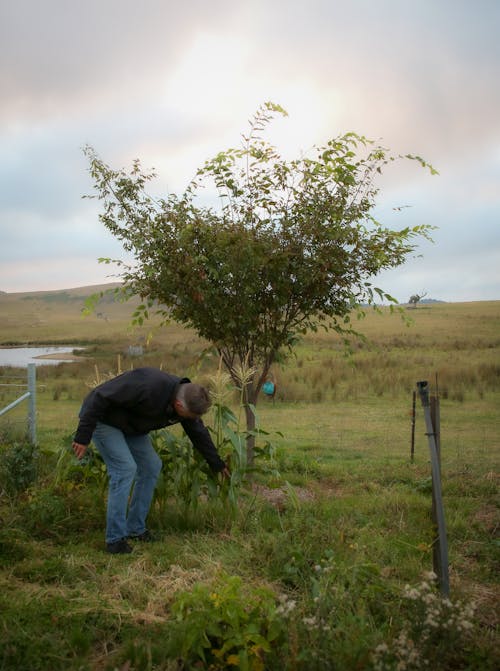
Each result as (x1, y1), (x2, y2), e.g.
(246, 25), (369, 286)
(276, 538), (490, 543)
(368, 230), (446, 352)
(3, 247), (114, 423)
(220, 465), (231, 480)
(72, 441), (88, 460)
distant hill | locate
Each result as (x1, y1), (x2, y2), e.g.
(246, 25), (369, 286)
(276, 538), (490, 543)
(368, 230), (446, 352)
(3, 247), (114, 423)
(416, 298), (445, 304)
(0, 286), (488, 307)
(0, 282), (147, 345)
(2, 282), (122, 300)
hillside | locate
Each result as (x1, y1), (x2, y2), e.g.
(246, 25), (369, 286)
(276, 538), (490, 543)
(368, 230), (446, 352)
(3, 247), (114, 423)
(1, 282), (497, 348)
(0, 282), (155, 345)
(1, 282), (122, 300)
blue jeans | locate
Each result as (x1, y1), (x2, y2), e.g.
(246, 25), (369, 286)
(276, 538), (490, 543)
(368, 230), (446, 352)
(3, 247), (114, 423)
(92, 422), (162, 544)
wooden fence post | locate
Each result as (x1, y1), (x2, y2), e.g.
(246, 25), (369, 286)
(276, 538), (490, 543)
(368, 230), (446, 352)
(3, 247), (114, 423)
(411, 390), (416, 462)
(417, 380), (449, 597)
(430, 394), (441, 467)
(27, 363), (37, 445)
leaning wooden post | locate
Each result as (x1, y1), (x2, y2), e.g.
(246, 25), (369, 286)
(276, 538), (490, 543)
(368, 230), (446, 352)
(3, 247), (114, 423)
(417, 380), (449, 597)
(27, 363), (37, 445)
(430, 393), (441, 467)
(410, 390), (416, 462)
(429, 392), (442, 585)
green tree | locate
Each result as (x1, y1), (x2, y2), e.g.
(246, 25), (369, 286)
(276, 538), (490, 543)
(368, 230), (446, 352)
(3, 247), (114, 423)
(84, 102), (436, 463)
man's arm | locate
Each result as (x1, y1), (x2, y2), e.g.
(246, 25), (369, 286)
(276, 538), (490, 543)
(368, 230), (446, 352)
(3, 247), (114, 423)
(74, 388), (112, 446)
(181, 418), (228, 473)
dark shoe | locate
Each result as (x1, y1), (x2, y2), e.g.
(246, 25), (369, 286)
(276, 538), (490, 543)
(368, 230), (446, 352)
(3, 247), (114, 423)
(128, 530), (154, 542)
(106, 538), (133, 554)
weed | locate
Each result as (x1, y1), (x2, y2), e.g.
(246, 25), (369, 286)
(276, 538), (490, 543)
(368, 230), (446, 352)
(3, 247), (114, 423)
(166, 574), (287, 669)
(371, 572), (482, 671)
(0, 587), (122, 671)
(0, 526), (33, 564)
(151, 429), (211, 514)
(0, 441), (38, 497)
(287, 554), (392, 670)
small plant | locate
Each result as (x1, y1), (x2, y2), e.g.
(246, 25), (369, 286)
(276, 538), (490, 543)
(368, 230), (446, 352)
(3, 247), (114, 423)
(151, 429), (210, 513)
(208, 359), (281, 497)
(371, 572), (477, 671)
(167, 575), (286, 670)
(0, 441), (38, 498)
(42, 436), (107, 493)
(287, 550), (391, 669)
(85, 356), (125, 388)
(18, 488), (70, 540)
(150, 362), (281, 517)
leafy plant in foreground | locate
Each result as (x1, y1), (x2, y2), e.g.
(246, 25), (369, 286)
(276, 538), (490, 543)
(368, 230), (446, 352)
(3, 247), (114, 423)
(151, 429), (209, 514)
(167, 575), (286, 670)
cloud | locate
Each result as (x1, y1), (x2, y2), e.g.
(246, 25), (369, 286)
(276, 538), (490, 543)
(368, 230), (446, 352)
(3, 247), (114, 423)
(0, 0), (234, 119)
(0, 0), (498, 300)
(376, 244), (500, 303)
(0, 256), (123, 294)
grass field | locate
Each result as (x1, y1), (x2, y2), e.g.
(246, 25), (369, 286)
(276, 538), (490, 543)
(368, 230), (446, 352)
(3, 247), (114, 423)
(0, 288), (498, 670)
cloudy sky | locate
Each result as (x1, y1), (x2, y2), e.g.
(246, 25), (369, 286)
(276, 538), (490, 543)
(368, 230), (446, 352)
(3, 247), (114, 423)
(1, 0), (499, 302)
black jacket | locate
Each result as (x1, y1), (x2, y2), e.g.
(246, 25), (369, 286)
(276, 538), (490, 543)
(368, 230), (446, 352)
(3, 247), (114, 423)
(74, 367), (225, 472)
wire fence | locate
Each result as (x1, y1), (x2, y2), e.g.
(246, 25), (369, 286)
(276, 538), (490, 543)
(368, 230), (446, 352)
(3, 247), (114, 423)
(0, 363), (37, 444)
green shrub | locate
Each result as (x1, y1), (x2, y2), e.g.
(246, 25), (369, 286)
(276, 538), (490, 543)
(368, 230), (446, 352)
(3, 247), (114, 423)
(0, 527), (33, 564)
(17, 488), (70, 539)
(0, 441), (38, 497)
(166, 575), (286, 670)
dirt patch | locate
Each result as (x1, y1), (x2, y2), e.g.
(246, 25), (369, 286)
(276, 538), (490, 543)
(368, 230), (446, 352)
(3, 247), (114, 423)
(250, 479), (348, 510)
(251, 483), (315, 510)
(473, 504), (499, 535)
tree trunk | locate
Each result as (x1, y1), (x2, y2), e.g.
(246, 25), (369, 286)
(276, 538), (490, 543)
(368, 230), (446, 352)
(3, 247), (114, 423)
(244, 402), (256, 467)
(243, 380), (258, 468)
(223, 356), (272, 469)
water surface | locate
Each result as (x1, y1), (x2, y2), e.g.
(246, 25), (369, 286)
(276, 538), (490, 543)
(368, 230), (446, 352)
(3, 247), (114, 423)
(0, 346), (83, 367)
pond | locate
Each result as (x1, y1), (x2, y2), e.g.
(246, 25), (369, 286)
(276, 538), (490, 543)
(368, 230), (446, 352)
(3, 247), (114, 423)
(0, 346), (84, 367)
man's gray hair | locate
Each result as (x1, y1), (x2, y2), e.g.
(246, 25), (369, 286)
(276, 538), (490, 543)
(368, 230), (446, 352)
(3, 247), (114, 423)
(176, 383), (212, 416)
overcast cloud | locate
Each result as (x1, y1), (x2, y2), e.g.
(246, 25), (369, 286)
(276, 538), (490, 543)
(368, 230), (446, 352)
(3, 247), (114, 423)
(0, 0), (499, 302)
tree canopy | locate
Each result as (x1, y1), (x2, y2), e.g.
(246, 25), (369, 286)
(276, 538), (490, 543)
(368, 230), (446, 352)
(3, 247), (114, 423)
(84, 102), (435, 458)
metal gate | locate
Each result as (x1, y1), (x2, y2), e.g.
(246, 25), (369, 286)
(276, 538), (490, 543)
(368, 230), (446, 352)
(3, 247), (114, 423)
(0, 363), (37, 444)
